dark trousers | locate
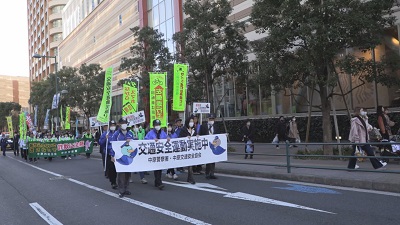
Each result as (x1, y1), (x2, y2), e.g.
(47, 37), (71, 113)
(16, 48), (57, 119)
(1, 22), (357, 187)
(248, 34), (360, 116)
(154, 170), (163, 187)
(2, 146), (6, 156)
(106, 155), (117, 184)
(14, 143), (19, 156)
(166, 168), (175, 175)
(205, 163), (215, 176)
(348, 145), (383, 169)
(117, 172), (131, 194)
(21, 148), (28, 161)
(187, 166), (194, 182)
(276, 134), (287, 147)
(192, 165), (202, 173)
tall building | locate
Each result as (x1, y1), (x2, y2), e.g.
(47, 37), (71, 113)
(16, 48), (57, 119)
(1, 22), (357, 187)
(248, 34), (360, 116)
(27, 0), (69, 83)
(57, 0), (400, 120)
(0, 75), (30, 112)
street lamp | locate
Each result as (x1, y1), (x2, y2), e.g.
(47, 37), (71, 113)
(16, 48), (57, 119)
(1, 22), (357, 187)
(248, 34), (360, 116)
(32, 53), (61, 131)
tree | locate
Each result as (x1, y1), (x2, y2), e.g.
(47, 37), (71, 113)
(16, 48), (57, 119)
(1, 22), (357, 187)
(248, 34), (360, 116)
(0, 102), (22, 131)
(120, 26), (173, 117)
(251, 0), (397, 154)
(173, 0), (249, 113)
(60, 64), (105, 120)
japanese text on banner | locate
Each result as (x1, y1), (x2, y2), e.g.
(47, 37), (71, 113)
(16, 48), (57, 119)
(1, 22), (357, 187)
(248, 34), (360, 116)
(97, 67), (113, 123)
(149, 72), (167, 128)
(112, 134), (228, 172)
(122, 81), (138, 116)
(173, 64), (188, 111)
(6, 116), (13, 138)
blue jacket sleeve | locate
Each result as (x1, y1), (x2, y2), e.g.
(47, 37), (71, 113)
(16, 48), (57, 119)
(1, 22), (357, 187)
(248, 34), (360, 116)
(99, 132), (107, 146)
(145, 130), (155, 140)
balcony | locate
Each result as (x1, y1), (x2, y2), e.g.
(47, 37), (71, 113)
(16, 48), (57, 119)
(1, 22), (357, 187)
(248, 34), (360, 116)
(48, 12), (61, 22)
(49, 26), (62, 35)
(48, 0), (68, 8)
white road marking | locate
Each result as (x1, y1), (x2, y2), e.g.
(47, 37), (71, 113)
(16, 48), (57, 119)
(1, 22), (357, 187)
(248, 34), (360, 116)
(12, 158), (211, 225)
(29, 202), (63, 225)
(175, 182), (227, 190)
(216, 173), (400, 197)
(163, 181), (335, 214)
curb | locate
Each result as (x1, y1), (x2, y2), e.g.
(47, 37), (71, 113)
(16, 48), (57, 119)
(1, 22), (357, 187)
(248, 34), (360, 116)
(216, 168), (400, 193)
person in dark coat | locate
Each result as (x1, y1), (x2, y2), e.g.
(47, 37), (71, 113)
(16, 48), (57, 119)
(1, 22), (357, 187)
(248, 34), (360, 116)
(275, 116), (288, 149)
(1, 134), (8, 156)
(199, 113), (219, 179)
(179, 116), (197, 184)
(13, 132), (20, 156)
(241, 119), (255, 159)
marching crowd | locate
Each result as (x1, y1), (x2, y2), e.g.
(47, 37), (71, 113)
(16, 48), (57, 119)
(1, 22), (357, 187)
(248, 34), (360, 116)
(100, 113), (219, 198)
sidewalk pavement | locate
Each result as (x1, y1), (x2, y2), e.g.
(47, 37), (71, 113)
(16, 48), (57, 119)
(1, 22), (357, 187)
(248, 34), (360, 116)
(87, 142), (400, 193)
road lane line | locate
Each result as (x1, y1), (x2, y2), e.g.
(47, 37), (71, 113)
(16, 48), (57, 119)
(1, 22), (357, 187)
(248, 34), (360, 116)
(29, 202), (63, 225)
(11, 158), (211, 225)
(216, 174), (400, 197)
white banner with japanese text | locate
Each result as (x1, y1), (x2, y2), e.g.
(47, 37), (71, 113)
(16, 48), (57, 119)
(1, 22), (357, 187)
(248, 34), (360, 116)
(111, 134), (228, 172)
(123, 110), (146, 127)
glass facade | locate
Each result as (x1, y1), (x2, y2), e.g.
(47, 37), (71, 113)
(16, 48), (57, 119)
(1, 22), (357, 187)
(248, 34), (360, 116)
(148, 0), (175, 52)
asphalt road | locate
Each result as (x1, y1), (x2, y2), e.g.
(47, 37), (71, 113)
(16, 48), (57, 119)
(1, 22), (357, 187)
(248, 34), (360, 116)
(0, 152), (399, 225)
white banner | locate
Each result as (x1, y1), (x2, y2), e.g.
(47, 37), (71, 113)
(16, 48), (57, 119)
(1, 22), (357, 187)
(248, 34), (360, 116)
(111, 134), (228, 172)
(51, 93), (60, 109)
(193, 102), (211, 114)
(123, 110), (146, 127)
(89, 117), (108, 127)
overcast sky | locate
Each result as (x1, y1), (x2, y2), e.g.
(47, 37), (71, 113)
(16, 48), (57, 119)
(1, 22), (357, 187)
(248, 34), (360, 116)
(0, 1), (29, 77)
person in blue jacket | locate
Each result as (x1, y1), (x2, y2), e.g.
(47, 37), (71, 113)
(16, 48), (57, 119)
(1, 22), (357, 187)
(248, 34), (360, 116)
(110, 118), (136, 198)
(99, 120), (118, 190)
(145, 119), (168, 190)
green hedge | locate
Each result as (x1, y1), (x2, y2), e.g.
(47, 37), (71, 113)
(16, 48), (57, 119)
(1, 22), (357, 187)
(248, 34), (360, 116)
(216, 113), (400, 143)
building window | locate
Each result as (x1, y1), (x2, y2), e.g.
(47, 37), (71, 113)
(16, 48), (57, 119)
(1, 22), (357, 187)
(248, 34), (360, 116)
(52, 33), (62, 42)
(119, 14), (122, 25)
(51, 5), (64, 14)
(52, 19), (62, 28)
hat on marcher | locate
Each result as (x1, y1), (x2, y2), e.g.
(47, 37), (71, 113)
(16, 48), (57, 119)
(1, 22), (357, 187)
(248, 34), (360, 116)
(153, 119), (161, 126)
(175, 118), (182, 123)
(109, 120), (117, 126)
(118, 118), (128, 124)
(208, 113), (216, 119)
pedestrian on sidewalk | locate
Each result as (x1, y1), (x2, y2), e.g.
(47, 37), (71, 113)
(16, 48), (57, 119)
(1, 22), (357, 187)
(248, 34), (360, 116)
(348, 107), (387, 170)
(166, 123), (179, 180)
(241, 119), (255, 159)
(288, 116), (300, 148)
(99, 120), (118, 190)
(275, 116), (288, 149)
(111, 118), (136, 198)
(179, 116), (198, 184)
(200, 113), (219, 179)
(145, 119), (168, 190)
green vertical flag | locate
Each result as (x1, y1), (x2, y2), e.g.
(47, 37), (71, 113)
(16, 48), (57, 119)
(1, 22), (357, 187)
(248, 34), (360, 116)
(19, 113), (26, 140)
(60, 105), (64, 130)
(173, 64), (188, 111)
(149, 72), (167, 128)
(122, 81), (138, 116)
(65, 106), (71, 129)
(6, 116), (13, 138)
(97, 67), (113, 123)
